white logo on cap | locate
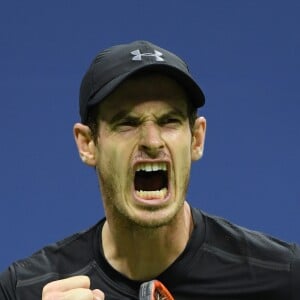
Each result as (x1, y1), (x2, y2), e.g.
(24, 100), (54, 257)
(131, 49), (164, 62)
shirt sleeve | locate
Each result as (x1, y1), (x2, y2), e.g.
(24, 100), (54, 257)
(0, 266), (17, 300)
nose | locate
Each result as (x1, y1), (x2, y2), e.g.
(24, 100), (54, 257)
(139, 122), (165, 157)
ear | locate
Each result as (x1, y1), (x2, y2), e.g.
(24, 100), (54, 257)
(73, 123), (97, 167)
(191, 116), (206, 161)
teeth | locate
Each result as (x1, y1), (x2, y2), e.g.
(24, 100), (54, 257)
(136, 188), (168, 200)
(136, 162), (167, 172)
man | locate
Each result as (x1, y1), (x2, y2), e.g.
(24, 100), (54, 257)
(1, 40), (299, 300)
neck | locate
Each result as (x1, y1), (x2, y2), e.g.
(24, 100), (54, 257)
(101, 202), (194, 281)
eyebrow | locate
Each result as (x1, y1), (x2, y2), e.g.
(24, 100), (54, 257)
(107, 106), (188, 124)
(107, 109), (132, 124)
(163, 107), (187, 119)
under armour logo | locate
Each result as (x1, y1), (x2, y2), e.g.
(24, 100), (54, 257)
(131, 49), (164, 62)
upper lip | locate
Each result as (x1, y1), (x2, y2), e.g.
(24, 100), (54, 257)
(133, 160), (170, 173)
(136, 162), (168, 172)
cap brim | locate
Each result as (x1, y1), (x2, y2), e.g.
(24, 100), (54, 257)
(87, 64), (205, 113)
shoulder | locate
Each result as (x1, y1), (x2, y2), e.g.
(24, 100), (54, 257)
(200, 210), (298, 263)
(191, 209), (300, 297)
(198, 210), (300, 273)
(0, 221), (102, 299)
(16, 221), (100, 277)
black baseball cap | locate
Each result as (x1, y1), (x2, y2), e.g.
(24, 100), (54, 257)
(79, 40), (205, 123)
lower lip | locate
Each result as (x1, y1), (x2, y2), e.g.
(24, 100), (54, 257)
(133, 190), (171, 206)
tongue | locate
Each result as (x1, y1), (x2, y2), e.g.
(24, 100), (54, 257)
(135, 171), (165, 191)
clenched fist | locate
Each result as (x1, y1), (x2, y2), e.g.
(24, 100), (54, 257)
(42, 275), (105, 300)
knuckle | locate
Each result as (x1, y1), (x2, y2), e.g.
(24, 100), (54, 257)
(42, 282), (53, 295)
(42, 281), (62, 300)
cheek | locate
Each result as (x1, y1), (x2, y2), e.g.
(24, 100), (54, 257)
(178, 147), (193, 171)
(97, 140), (130, 174)
(166, 130), (192, 157)
(168, 138), (192, 177)
(99, 147), (117, 171)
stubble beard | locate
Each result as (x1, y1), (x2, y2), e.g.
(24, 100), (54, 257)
(97, 165), (191, 232)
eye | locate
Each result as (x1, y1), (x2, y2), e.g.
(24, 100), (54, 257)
(167, 118), (181, 123)
(115, 118), (140, 131)
(120, 120), (138, 126)
(159, 116), (182, 126)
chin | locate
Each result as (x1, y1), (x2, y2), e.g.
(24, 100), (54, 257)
(124, 206), (181, 229)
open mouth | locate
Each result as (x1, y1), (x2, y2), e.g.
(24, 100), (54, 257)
(134, 162), (168, 200)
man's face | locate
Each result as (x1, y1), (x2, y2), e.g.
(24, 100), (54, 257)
(91, 73), (204, 228)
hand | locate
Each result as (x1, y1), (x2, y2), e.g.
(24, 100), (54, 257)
(42, 275), (105, 300)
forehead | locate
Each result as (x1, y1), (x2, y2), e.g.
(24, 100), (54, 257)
(98, 73), (190, 116)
